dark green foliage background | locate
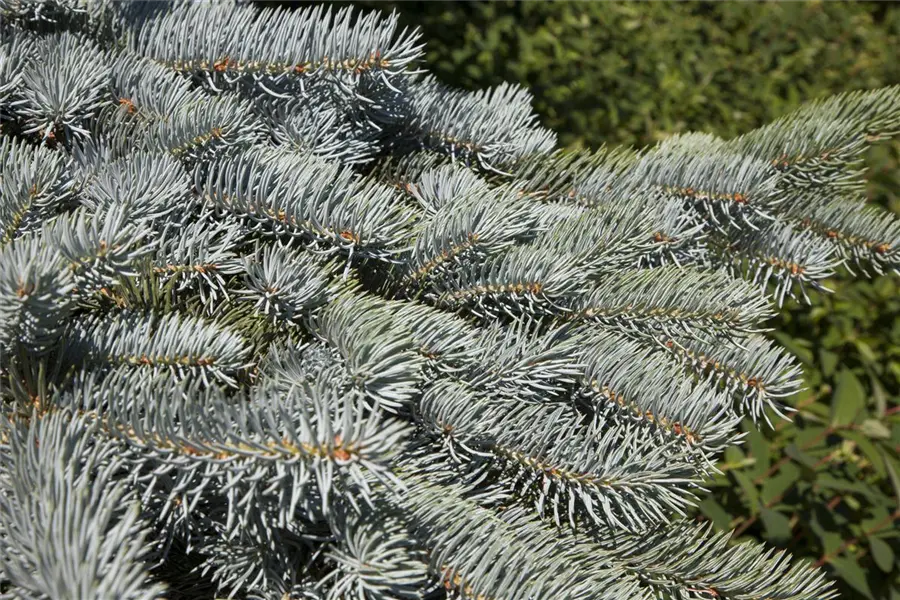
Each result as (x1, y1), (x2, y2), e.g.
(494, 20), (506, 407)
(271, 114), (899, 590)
(295, 1), (900, 596)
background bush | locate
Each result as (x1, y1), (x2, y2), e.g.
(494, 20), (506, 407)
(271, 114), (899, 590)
(315, 1), (900, 597)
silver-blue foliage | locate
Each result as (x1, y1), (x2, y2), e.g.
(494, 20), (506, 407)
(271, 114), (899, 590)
(2, 0), (899, 598)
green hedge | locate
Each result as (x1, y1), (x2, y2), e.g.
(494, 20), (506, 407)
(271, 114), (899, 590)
(385, 1), (900, 149)
(313, 1), (900, 596)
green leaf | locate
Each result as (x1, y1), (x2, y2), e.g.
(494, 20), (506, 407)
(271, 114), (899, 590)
(785, 443), (818, 470)
(811, 506), (843, 555)
(761, 462), (802, 504)
(698, 497), (732, 532)
(853, 339), (879, 365)
(743, 422), (770, 478)
(889, 583), (900, 600)
(829, 556), (874, 599)
(885, 454), (900, 505)
(723, 444), (746, 466)
(732, 471), (761, 515)
(816, 474), (879, 500)
(841, 430), (886, 475)
(760, 507), (791, 545)
(830, 368), (865, 427)
(799, 400), (831, 421)
(794, 425), (829, 448)
(844, 495), (862, 511)
(869, 537), (895, 573)
(861, 505), (893, 532)
(860, 418), (891, 440)
(819, 348), (839, 377)
(868, 373), (889, 417)
(772, 332), (814, 364)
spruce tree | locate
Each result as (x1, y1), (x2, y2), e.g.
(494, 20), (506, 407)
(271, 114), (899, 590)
(1, 1), (899, 598)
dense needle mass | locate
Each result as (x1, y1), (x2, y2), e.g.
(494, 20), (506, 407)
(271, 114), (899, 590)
(0, 1), (898, 599)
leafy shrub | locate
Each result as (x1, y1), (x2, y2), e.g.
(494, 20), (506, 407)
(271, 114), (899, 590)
(348, 1), (900, 147)
(719, 142), (900, 600)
